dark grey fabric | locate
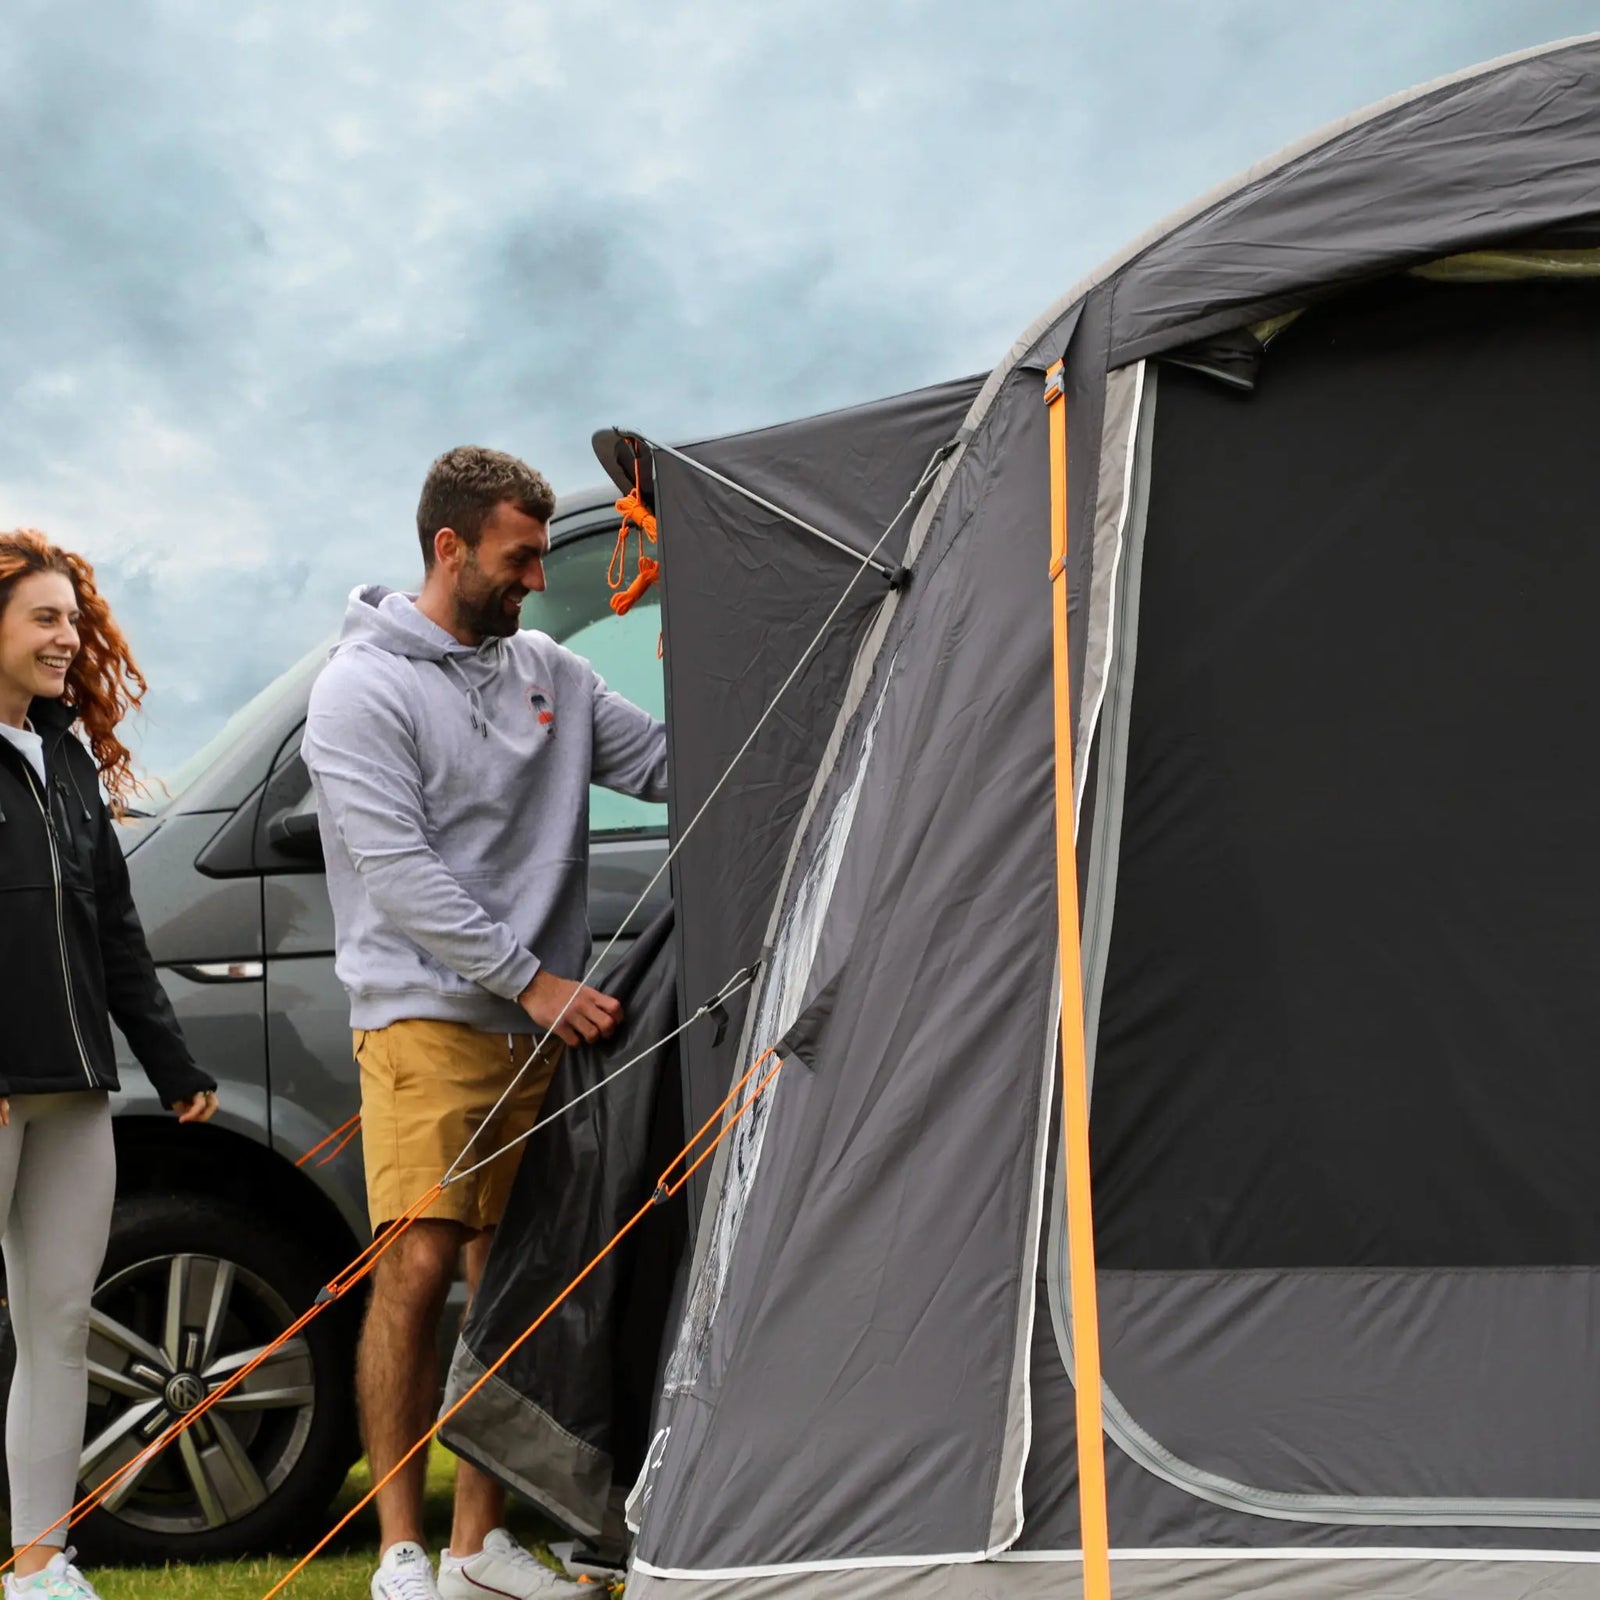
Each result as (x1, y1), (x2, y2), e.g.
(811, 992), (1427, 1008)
(1097, 1268), (1600, 1508)
(1093, 282), (1600, 1275)
(1022, 1260), (1600, 1554)
(439, 909), (684, 1533)
(645, 377), (982, 1225)
(440, 1344), (612, 1541)
(632, 372), (1057, 1569)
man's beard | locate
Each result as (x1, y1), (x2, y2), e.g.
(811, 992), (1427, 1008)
(452, 563), (523, 641)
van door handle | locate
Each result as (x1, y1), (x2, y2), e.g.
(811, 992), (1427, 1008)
(170, 961), (266, 983)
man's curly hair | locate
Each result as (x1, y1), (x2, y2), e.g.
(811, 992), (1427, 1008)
(416, 446), (556, 568)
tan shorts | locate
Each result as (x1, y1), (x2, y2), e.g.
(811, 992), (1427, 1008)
(353, 1019), (562, 1233)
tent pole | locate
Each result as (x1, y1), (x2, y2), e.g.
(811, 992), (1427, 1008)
(1045, 359), (1113, 1600)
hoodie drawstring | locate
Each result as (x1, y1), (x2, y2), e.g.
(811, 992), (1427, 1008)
(444, 657), (490, 738)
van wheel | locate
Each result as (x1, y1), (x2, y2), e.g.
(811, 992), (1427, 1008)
(7, 1193), (361, 1563)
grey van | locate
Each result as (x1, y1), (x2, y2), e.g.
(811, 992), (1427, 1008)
(0, 488), (669, 1561)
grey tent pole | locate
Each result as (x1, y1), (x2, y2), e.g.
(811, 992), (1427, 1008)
(641, 437), (907, 583)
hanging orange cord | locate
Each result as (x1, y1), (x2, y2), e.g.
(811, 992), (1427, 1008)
(295, 1111), (361, 1169)
(608, 451), (660, 617)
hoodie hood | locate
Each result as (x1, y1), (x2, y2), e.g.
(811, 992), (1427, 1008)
(334, 584), (482, 663)
(334, 584), (505, 735)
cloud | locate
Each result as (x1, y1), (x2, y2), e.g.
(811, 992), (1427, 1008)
(0, 0), (1594, 773)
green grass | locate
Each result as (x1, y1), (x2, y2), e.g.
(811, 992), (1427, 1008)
(81, 1447), (573, 1600)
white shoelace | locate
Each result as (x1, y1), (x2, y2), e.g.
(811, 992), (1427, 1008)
(487, 1536), (549, 1575)
(379, 1553), (439, 1600)
(480, 1535), (573, 1590)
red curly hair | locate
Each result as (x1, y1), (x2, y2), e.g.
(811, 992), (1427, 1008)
(0, 530), (149, 812)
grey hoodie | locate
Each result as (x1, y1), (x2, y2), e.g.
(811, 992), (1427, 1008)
(302, 585), (668, 1032)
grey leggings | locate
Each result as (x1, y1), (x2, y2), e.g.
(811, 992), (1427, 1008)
(1, 1093), (115, 1548)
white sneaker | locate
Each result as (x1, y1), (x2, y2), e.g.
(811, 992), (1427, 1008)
(439, 1528), (578, 1598)
(373, 1541), (443, 1600)
(4, 1549), (104, 1600)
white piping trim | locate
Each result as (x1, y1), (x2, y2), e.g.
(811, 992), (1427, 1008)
(999, 1548), (1600, 1565)
(631, 1545), (1600, 1582)
(1074, 360), (1146, 827)
(632, 1550), (992, 1581)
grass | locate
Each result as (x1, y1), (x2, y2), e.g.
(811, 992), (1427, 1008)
(79, 1447), (575, 1600)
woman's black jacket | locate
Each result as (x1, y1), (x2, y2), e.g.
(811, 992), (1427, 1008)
(0, 699), (216, 1107)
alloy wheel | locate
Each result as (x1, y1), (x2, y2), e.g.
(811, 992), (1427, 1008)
(80, 1252), (317, 1534)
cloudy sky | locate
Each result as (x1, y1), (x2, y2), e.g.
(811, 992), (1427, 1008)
(2, 0), (1594, 774)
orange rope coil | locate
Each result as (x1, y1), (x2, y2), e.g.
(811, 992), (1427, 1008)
(608, 468), (662, 616)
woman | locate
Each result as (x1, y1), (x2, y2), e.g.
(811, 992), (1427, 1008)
(0, 531), (217, 1600)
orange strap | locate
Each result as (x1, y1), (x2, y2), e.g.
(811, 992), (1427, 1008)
(1046, 359), (1113, 1600)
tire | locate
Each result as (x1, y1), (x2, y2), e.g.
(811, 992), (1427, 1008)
(1, 1193), (361, 1563)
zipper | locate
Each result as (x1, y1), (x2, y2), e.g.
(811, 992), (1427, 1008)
(22, 764), (97, 1088)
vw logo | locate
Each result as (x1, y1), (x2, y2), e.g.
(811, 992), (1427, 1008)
(164, 1371), (207, 1415)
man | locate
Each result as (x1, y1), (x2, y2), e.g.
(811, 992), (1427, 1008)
(304, 446), (668, 1600)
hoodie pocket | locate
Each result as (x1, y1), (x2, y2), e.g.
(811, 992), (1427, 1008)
(455, 861), (588, 965)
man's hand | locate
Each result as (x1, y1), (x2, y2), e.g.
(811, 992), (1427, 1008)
(518, 970), (623, 1047)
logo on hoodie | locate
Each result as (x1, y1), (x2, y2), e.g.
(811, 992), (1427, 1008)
(528, 686), (556, 738)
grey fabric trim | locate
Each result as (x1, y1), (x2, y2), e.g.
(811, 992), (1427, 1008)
(987, 962), (1065, 1551)
(1074, 364), (1144, 808)
(1079, 368), (1156, 1087)
(1081, 363), (1145, 812)
(626, 1554), (1600, 1599)
(439, 1343), (610, 1542)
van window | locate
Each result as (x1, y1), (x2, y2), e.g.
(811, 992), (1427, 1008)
(521, 525), (667, 837)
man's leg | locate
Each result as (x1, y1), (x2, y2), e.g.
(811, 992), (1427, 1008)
(448, 1226), (505, 1556)
(358, 1218), (465, 1553)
